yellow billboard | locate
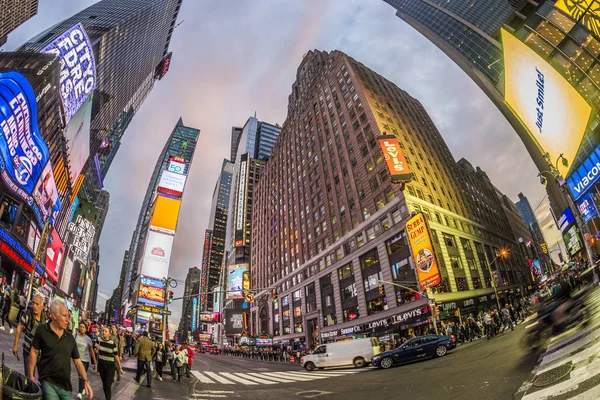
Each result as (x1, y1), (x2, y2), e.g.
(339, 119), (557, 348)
(555, 1), (600, 36)
(406, 213), (440, 291)
(501, 29), (592, 177)
(150, 195), (181, 234)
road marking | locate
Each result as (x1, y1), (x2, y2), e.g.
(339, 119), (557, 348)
(261, 371), (324, 381)
(189, 395), (227, 398)
(570, 384), (600, 400)
(219, 372), (259, 385)
(204, 371), (235, 384)
(192, 371), (216, 384)
(231, 373), (277, 384)
(246, 372), (290, 383)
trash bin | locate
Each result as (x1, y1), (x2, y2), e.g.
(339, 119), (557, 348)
(2, 365), (42, 399)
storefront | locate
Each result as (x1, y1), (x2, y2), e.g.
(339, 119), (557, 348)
(435, 293), (499, 322)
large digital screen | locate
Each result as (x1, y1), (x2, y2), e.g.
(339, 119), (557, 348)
(137, 310), (162, 335)
(167, 157), (186, 175)
(42, 23), (97, 124)
(33, 162), (61, 224)
(138, 281), (165, 308)
(223, 309), (244, 334)
(557, 207), (575, 234)
(150, 195), (181, 235)
(502, 29), (592, 177)
(68, 214), (95, 263)
(227, 264), (248, 299)
(556, 1), (600, 36)
(45, 228), (65, 283)
(566, 145), (600, 201)
(563, 225), (583, 256)
(63, 94), (92, 185)
(192, 297), (198, 333)
(140, 230), (173, 279)
(157, 170), (186, 198)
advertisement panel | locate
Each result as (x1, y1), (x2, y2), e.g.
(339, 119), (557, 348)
(167, 157), (186, 175)
(150, 195), (181, 235)
(155, 52), (173, 80)
(192, 297), (198, 333)
(157, 170), (186, 198)
(0, 71), (60, 227)
(577, 192), (599, 223)
(68, 214), (95, 263)
(138, 275), (165, 308)
(42, 23), (97, 124)
(227, 264), (248, 299)
(63, 95), (92, 184)
(566, 145), (600, 201)
(224, 309), (244, 334)
(406, 213), (441, 290)
(140, 230), (173, 279)
(563, 225), (583, 256)
(236, 159), (248, 234)
(0, 226), (37, 273)
(557, 207), (575, 234)
(137, 310), (162, 336)
(377, 135), (412, 183)
(45, 228), (65, 283)
(502, 29), (592, 177)
(555, 1), (600, 36)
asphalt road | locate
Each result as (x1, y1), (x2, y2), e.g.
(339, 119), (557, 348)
(175, 324), (540, 400)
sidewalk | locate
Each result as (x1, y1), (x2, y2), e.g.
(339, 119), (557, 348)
(0, 327), (139, 399)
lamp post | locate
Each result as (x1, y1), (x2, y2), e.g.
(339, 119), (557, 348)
(484, 248), (509, 311)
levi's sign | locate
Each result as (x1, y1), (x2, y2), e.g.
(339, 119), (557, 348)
(567, 145), (600, 201)
(377, 135), (412, 183)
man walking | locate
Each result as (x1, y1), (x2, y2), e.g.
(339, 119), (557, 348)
(110, 325), (123, 382)
(134, 331), (155, 388)
(28, 298), (93, 400)
(501, 304), (515, 333)
(12, 294), (46, 375)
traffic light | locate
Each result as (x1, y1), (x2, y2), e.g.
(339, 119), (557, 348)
(378, 284), (384, 296)
(168, 291), (174, 304)
(432, 305), (440, 318)
(272, 289), (278, 301)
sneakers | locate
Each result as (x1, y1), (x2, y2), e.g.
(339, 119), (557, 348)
(83, 389), (86, 396)
(0, 326), (5, 331)
(9, 328), (13, 334)
(158, 376), (163, 381)
(77, 393), (83, 400)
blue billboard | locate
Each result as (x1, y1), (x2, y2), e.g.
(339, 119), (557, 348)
(0, 71), (60, 226)
(42, 23), (97, 124)
(566, 145), (600, 201)
(557, 207), (575, 234)
(192, 297), (198, 333)
(577, 192), (599, 223)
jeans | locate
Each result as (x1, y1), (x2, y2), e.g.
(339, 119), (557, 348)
(502, 318), (515, 332)
(78, 361), (90, 394)
(170, 360), (177, 381)
(186, 363), (191, 377)
(156, 361), (164, 377)
(41, 380), (71, 400)
(135, 360), (152, 386)
(176, 366), (183, 382)
(99, 360), (116, 400)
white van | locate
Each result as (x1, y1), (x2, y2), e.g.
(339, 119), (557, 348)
(302, 338), (380, 371)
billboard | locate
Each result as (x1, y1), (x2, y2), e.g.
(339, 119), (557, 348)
(157, 170), (186, 198)
(42, 23), (97, 124)
(566, 145), (600, 201)
(63, 94), (92, 185)
(140, 230), (173, 279)
(223, 309), (244, 335)
(192, 297), (198, 333)
(378, 135), (412, 183)
(137, 310), (163, 336)
(150, 195), (181, 235)
(577, 193), (599, 223)
(138, 281), (165, 308)
(155, 52), (173, 80)
(68, 215), (95, 263)
(227, 264), (248, 299)
(557, 207), (575, 234)
(0, 71), (60, 227)
(406, 213), (441, 290)
(563, 225), (583, 256)
(502, 29), (592, 177)
(555, 1), (600, 36)
(45, 228), (65, 283)
(167, 156), (186, 174)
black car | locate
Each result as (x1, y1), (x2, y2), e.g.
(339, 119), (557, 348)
(371, 335), (456, 369)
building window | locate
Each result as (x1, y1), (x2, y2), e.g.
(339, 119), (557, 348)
(472, 277), (482, 289)
(386, 233), (406, 255)
(0, 195), (19, 227)
(467, 258), (477, 270)
(294, 306), (302, 317)
(323, 312), (337, 327)
(381, 215), (391, 231)
(360, 248), (379, 269)
(455, 277), (469, 291)
(343, 305), (360, 322)
(450, 256), (462, 269)
(341, 283), (357, 301)
(363, 271), (383, 291)
(366, 296), (387, 315)
(282, 296), (290, 306)
(283, 310), (290, 321)
(338, 263), (354, 280)
(295, 322), (304, 333)
(356, 232), (365, 248)
(461, 238), (472, 252)
(443, 234), (455, 248)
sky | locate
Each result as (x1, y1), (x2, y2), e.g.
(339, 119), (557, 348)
(5, 0), (563, 333)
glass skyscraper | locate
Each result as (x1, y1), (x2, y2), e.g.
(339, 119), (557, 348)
(121, 118), (200, 304)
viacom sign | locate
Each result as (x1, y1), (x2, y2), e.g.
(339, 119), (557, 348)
(502, 29), (592, 178)
(567, 145), (600, 201)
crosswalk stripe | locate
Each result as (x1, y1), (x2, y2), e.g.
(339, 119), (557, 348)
(219, 372), (259, 385)
(192, 371), (216, 384)
(231, 373), (277, 384)
(246, 373), (290, 383)
(204, 371), (235, 384)
(295, 371), (358, 378)
(570, 383), (600, 400)
(261, 371), (324, 381)
(275, 371), (332, 380)
(310, 370), (360, 374)
(189, 395), (227, 398)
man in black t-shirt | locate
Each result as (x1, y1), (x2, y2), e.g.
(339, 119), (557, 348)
(12, 293), (46, 376)
(29, 298), (93, 400)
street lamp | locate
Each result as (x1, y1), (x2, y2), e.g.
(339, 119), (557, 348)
(485, 248), (509, 311)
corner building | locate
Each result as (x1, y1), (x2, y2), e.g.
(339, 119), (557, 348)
(252, 50), (529, 347)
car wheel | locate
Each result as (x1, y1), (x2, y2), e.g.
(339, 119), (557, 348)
(304, 362), (316, 372)
(379, 357), (393, 369)
(353, 357), (366, 368)
(435, 345), (448, 357)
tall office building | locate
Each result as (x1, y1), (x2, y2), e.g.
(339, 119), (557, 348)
(251, 50), (528, 346)
(231, 127), (243, 162)
(122, 118), (200, 306)
(0, 0), (39, 47)
(20, 0), (182, 201)
(200, 160), (234, 312)
(515, 193), (549, 255)
(178, 266), (201, 340)
(382, 0), (600, 217)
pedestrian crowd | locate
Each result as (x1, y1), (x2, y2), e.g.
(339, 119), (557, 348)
(222, 346), (308, 363)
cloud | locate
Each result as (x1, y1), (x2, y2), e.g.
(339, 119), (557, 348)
(5, 0), (560, 321)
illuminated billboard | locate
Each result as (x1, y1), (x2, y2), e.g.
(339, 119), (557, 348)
(557, 207), (575, 234)
(566, 145), (600, 201)
(378, 135), (412, 183)
(192, 297), (198, 332)
(155, 52), (173, 80)
(45, 228), (65, 283)
(150, 195), (181, 235)
(68, 215), (95, 263)
(556, 1), (600, 37)
(406, 213), (441, 290)
(502, 29), (592, 177)
(138, 277), (165, 308)
(563, 225), (583, 256)
(140, 230), (173, 279)
(167, 156), (186, 175)
(137, 310), (163, 335)
(63, 94), (92, 185)
(42, 23), (96, 124)
(157, 170), (186, 198)
(33, 162), (62, 225)
(227, 264), (248, 299)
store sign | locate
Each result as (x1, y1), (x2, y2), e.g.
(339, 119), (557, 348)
(567, 145), (600, 201)
(377, 135), (412, 183)
(68, 215), (95, 263)
(45, 228), (65, 283)
(227, 264), (248, 299)
(0, 227), (34, 273)
(140, 230), (173, 279)
(406, 213), (441, 290)
(42, 23), (97, 124)
(502, 29), (592, 178)
(138, 305), (162, 314)
(557, 207), (575, 233)
(157, 170), (186, 197)
(563, 225), (583, 256)
(256, 338), (273, 346)
(236, 160), (247, 231)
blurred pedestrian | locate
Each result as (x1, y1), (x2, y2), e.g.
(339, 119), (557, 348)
(154, 343), (166, 381)
(75, 321), (97, 399)
(0, 288), (14, 334)
(12, 293), (46, 375)
(98, 325), (123, 400)
(134, 331), (155, 388)
(174, 345), (186, 382)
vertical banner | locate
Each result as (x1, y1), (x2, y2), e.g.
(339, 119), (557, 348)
(406, 213), (441, 290)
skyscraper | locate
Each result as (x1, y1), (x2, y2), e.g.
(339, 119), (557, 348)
(122, 118), (200, 306)
(20, 0), (182, 200)
(231, 127), (243, 162)
(515, 192), (548, 254)
(178, 266), (201, 341)
(0, 0), (39, 47)
(251, 50), (527, 344)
